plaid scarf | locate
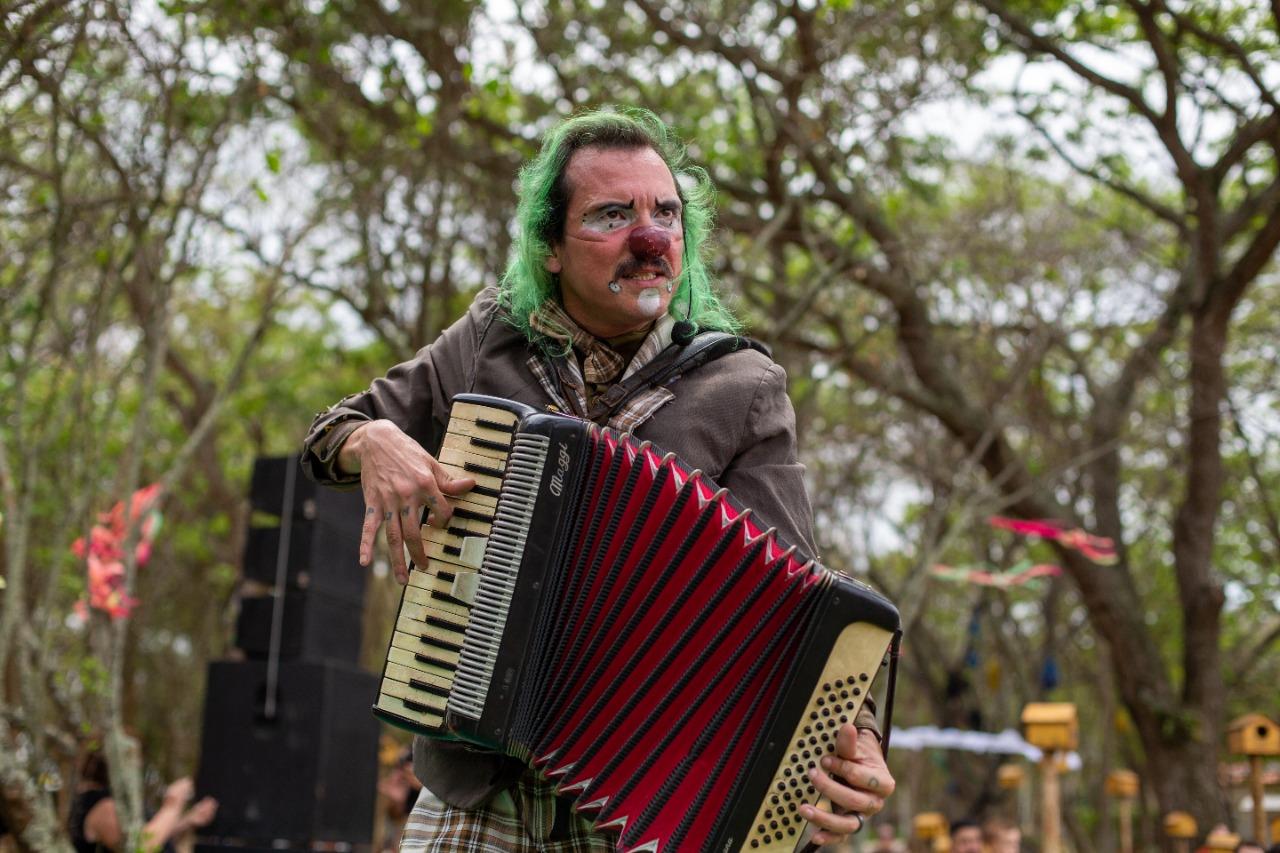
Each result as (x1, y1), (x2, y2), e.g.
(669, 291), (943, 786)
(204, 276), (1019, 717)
(526, 300), (676, 433)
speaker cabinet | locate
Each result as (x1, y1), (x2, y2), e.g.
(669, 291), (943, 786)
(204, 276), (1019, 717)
(234, 589), (363, 665)
(245, 456), (365, 602)
(194, 659), (379, 847)
(241, 518), (366, 602)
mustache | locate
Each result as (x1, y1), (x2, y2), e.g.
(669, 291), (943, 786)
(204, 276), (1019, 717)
(613, 256), (674, 280)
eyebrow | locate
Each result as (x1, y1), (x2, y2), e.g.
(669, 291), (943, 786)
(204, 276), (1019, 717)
(584, 198), (683, 215)
(584, 200), (636, 215)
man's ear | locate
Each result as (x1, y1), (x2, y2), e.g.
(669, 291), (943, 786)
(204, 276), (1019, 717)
(544, 250), (563, 275)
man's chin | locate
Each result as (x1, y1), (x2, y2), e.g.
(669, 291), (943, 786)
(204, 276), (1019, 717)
(636, 286), (666, 318)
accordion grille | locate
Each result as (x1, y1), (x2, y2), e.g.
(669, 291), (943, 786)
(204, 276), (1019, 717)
(448, 432), (550, 721)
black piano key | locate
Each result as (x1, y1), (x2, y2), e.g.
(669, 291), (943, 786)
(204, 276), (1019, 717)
(475, 418), (515, 433)
(409, 678), (451, 699)
(437, 569), (457, 582)
(453, 507), (494, 523)
(426, 615), (468, 632)
(470, 484), (500, 499)
(414, 650), (459, 670)
(402, 698), (436, 715)
(431, 589), (469, 607)
(417, 634), (463, 654)
(469, 435), (510, 452)
(464, 461), (506, 479)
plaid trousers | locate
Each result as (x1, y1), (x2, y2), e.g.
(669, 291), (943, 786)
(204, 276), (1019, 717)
(399, 768), (613, 853)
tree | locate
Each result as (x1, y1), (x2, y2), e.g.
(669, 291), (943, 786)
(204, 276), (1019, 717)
(0, 2), (285, 847)
(959, 0), (1280, 829)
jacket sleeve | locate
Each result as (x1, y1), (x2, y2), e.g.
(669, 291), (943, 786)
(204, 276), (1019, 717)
(300, 288), (498, 486)
(717, 362), (882, 735)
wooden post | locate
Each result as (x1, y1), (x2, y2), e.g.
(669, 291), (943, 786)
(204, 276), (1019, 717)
(1117, 799), (1133, 853)
(1021, 703), (1077, 853)
(1251, 754), (1267, 844)
(997, 763), (1027, 834)
(1227, 713), (1280, 846)
(1106, 769), (1140, 853)
(1041, 751), (1061, 853)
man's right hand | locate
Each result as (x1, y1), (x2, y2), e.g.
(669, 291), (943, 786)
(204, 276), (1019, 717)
(340, 420), (476, 583)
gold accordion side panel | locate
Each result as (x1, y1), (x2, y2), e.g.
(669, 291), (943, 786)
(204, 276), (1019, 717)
(740, 621), (895, 852)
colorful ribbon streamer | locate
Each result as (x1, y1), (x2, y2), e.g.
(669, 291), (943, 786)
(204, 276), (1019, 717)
(987, 516), (1117, 564)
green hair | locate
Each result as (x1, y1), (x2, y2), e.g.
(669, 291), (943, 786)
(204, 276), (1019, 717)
(499, 106), (740, 343)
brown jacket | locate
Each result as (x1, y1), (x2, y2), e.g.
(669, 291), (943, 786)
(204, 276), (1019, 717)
(301, 286), (872, 807)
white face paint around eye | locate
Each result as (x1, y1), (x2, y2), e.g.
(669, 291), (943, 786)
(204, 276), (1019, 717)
(636, 287), (663, 317)
(580, 202), (683, 235)
(581, 204), (636, 234)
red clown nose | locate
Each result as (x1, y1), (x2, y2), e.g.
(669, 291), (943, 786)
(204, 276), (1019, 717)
(628, 226), (672, 259)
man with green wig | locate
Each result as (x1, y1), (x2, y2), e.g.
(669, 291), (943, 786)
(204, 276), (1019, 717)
(303, 107), (894, 850)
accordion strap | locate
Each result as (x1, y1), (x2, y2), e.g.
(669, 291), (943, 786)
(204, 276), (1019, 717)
(585, 331), (769, 425)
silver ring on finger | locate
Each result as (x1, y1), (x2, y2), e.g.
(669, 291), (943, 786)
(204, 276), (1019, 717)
(852, 813), (865, 835)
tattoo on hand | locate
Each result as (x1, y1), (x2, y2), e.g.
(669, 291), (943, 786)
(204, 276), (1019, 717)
(383, 511), (392, 521)
(867, 777), (880, 789)
(366, 507), (375, 516)
(400, 507), (411, 516)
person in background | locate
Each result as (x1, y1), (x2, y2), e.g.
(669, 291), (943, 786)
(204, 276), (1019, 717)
(67, 750), (217, 853)
(378, 748), (424, 851)
(982, 817), (1021, 853)
(870, 820), (907, 852)
(949, 818), (984, 853)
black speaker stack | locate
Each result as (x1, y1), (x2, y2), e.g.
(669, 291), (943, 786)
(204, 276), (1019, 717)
(195, 456), (380, 852)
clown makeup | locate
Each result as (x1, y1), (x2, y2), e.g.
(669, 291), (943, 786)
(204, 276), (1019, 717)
(636, 287), (663, 316)
(580, 199), (682, 234)
(548, 146), (685, 339)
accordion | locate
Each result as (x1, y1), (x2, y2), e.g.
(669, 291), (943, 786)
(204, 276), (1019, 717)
(374, 394), (901, 852)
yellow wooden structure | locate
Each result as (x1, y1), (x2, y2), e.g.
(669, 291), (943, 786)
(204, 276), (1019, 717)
(1228, 713), (1280, 756)
(1105, 769), (1139, 798)
(1205, 829), (1241, 852)
(1163, 811), (1197, 839)
(997, 763), (1025, 789)
(913, 812), (948, 840)
(1227, 712), (1279, 844)
(1022, 702), (1079, 750)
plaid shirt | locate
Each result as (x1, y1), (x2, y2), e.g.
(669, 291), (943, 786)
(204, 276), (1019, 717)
(527, 299), (676, 433)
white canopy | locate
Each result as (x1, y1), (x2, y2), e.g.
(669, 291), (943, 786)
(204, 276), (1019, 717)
(888, 725), (1083, 771)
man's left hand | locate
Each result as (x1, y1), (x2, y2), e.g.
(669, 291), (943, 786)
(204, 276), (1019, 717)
(799, 725), (895, 847)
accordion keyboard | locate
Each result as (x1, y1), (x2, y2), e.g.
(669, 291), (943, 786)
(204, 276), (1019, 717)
(372, 401), (520, 733)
